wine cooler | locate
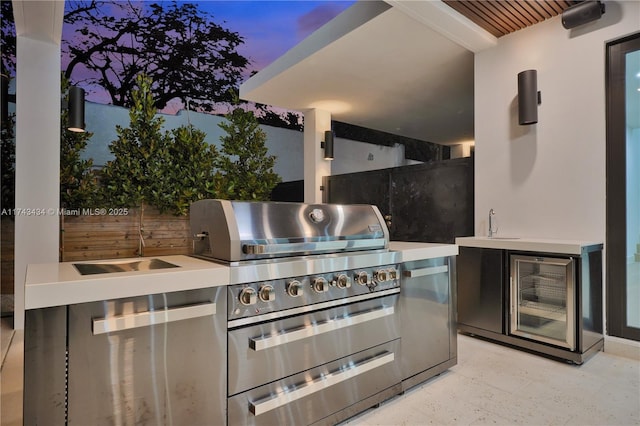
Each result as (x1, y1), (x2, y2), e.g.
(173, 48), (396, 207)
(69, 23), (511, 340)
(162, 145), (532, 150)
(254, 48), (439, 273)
(510, 255), (575, 350)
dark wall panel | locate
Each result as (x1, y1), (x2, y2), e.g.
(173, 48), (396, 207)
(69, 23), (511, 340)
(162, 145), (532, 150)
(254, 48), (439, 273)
(323, 169), (390, 217)
(326, 158), (474, 243)
(271, 180), (304, 202)
(390, 158), (474, 243)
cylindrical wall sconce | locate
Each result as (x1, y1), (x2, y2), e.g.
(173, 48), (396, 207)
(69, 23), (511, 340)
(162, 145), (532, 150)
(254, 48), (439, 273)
(562, 1), (605, 29)
(67, 85), (86, 132)
(517, 69), (541, 125)
(322, 130), (334, 160)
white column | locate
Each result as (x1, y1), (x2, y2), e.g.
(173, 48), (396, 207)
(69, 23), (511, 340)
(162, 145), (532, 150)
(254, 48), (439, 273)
(303, 109), (332, 204)
(13, 36), (61, 329)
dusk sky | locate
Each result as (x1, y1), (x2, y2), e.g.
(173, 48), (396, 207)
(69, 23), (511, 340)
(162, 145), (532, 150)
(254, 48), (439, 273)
(195, 1), (355, 73)
(61, 1), (356, 110)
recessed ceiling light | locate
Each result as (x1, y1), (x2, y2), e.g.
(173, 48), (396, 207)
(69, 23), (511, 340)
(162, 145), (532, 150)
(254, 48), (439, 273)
(308, 100), (351, 114)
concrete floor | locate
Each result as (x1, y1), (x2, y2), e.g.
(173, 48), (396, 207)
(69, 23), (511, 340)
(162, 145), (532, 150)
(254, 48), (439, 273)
(343, 335), (640, 426)
(1, 317), (639, 426)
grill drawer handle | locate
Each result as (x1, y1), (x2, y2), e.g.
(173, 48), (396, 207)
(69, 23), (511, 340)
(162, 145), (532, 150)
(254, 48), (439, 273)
(403, 265), (449, 278)
(92, 302), (216, 335)
(249, 351), (395, 416)
(249, 306), (394, 351)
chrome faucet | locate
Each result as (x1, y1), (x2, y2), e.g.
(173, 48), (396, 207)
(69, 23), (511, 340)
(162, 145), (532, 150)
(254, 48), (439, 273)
(489, 209), (496, 238)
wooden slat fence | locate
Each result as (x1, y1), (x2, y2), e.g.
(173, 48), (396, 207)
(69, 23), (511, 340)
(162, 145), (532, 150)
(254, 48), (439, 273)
(60, 207), (191, 261)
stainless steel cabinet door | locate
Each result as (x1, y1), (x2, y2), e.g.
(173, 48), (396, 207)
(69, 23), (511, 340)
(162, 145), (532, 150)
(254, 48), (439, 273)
(457, 247), (505, 333)
(399, 257), (454, 381)
(67, 287), (226, 426)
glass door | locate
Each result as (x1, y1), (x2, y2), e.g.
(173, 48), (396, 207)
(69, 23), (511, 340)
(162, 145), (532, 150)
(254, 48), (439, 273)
(606, 33), (640, 341)
(510, 255), (575, 350)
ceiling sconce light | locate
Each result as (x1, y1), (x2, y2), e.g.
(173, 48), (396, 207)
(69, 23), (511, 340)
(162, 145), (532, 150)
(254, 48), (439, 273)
(562, 1), (605, 29)
(67, 85), (86, 133)
(517, 70), (541, 125)
(321, 130), (334, 160)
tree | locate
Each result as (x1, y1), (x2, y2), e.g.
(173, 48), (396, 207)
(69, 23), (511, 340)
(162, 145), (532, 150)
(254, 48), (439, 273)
(60, 75), (100, 209)
(100, 74), (171, 209)
(63, 1), (249, 112)
(1, 1), (16, 77)
(101, 74), (219, 215)
(217, 97), (281, 201)
(254, 102), (303, 132)
(150, 125), (219, 216)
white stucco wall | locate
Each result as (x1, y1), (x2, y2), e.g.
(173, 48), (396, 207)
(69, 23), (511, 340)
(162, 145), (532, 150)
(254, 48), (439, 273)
(13, 36), (62, 330)
(474, 1), (640, 242)
(83, 102), (414, 182)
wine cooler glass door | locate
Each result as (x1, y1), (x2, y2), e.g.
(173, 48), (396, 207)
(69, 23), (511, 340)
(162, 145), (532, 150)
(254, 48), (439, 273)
(510, 255), (575, 350)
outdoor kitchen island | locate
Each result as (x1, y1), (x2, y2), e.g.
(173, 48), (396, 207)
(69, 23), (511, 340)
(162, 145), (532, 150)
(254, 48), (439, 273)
(23, 201), (458, 426)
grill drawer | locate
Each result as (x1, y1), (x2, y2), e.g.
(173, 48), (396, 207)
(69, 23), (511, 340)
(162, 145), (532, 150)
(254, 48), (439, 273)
(228, 339), (401, 426)
(228, 294), (399, 396)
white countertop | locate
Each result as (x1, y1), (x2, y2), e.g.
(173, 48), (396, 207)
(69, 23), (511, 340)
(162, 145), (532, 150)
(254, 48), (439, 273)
(25, 243), (459, 310)
(455, 236), (602, 255)
(25, 255), (229, 309)
(389, 241), (458, 262)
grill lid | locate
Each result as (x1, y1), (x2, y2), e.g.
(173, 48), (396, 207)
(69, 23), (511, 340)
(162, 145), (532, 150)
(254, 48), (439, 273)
(190, 199), (389, 262)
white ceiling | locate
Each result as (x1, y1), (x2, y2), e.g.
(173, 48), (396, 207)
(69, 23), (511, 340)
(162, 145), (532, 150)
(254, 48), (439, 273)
(240, 0), (497, 146)
(12, 0), (64, 45)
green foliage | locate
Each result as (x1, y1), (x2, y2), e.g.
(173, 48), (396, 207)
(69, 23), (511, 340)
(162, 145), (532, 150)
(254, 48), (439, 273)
(60, 75), (100, 209)
(101, 74), (169, 209)
(149, 125), (220, 215)
(217, 99), (281, 201)
(101, 74), (220, 215)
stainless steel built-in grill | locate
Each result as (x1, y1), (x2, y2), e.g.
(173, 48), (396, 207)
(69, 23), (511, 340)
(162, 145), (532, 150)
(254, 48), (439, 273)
(191, 199), (389, 262)
(190, 199), (402, 426)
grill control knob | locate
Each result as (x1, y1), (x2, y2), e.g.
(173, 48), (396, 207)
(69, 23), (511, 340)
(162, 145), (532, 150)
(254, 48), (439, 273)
(354, 271), (369, 286)
(286, 280), (303, 297)
(336, 274), (351, 289)
(239, 287), (257, 306)
(259, 285), (275, 302)
(387, 268), (398, 280)
(312, 277), (329, 293)
(374, 269), (388, 282)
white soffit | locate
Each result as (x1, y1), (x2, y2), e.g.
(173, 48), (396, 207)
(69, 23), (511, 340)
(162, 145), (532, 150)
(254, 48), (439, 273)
(240, 0), (487, 145)
(12, 0), (64, 45)
(386, 0), (497, 53)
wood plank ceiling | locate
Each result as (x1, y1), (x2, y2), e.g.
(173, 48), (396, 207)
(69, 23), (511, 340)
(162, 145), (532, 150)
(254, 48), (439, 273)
(442, 0), (580, 37)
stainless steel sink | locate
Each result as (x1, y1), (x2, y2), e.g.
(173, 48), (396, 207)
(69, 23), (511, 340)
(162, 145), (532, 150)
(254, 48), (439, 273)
(74, 258), (179, 275)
